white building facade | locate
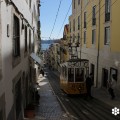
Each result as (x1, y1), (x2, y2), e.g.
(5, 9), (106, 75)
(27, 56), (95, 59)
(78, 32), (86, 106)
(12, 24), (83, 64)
(0, 0), (41, 119)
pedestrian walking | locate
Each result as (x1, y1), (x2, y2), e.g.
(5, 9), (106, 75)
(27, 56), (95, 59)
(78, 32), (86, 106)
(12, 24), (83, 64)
(86, 73), (93, 99)
(107, 74), (117, 100)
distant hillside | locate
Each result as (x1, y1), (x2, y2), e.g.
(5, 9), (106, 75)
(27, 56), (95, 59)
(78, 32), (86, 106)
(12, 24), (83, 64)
(41, 39), (61, 44)
(41, 40), (53, 44)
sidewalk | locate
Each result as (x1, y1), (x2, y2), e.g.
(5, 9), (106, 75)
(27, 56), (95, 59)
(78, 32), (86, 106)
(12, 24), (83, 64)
(34, 74), (70, 120)
(92, 87), (120, 108)
(52, 69), (120, 108)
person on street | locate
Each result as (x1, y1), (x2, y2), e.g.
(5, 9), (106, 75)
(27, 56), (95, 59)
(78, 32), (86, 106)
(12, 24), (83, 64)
(108, 74), (117, 100)
(86, 73), (93, 99)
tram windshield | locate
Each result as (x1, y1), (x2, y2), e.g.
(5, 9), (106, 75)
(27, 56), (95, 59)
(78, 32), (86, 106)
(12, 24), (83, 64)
(68, 68), (74, 82)
(75, 68), (84, 82)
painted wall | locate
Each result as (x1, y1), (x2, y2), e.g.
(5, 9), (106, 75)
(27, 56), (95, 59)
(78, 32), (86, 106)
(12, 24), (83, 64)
(0, 0), (40, 119)
(70, 0), (120, 88)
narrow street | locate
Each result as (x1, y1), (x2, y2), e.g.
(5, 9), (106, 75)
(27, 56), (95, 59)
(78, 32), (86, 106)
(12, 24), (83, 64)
(44, 68), (120, 120)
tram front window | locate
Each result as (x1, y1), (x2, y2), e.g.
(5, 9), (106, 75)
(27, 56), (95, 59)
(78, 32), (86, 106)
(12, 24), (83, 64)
(68, 68), (74, 82)
(75, 68), (84, 82)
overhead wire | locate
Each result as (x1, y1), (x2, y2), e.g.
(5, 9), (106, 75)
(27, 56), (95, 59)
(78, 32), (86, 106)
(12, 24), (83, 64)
(57, 2), (72, 38)
(49, 0), (62, 39)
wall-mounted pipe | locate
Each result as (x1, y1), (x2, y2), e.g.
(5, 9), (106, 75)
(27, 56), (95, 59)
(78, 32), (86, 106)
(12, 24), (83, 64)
(96, 0), (101, 87)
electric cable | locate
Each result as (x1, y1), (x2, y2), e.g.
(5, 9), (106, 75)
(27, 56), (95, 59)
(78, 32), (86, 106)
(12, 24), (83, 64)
(49, 0), (62, 39)
(57, 2), (72, 38)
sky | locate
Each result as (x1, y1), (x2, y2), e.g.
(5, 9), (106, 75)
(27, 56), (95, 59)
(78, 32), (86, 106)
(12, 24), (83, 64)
(40, 0), (72, 40)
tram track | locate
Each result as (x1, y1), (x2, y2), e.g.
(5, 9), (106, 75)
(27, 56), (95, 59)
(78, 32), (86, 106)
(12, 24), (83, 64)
(81, 99), (114, 117)
(47, 70), (91, 119)
(69, 97), (100, 120)
(71, 97), (111, 120)
(46, 69), (82, 119)
(45, 69), (120, 120)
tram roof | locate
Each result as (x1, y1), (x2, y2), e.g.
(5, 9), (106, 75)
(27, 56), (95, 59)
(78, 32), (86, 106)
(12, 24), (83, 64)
(67, 58), (89, 62)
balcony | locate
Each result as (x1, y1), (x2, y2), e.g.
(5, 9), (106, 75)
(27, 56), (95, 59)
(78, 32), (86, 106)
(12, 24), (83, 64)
(105, 13), (110, 22)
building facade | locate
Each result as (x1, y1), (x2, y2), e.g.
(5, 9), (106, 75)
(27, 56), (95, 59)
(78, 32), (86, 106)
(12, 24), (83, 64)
(69, 0), (120, 89)
(0, 0), (41, 119)
(60, 24), (70, 63)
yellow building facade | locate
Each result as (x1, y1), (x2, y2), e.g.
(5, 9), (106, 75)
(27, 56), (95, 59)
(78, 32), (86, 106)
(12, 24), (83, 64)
(69, 0), (120, 89)
(60, 24), (70, 63)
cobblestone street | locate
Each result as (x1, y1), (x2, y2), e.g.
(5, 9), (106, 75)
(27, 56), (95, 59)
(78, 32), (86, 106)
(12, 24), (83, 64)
(34, 74), (71, 120)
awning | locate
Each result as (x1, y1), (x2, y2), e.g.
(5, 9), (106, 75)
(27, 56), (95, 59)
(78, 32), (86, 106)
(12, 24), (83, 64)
(30, 53), (43, 66)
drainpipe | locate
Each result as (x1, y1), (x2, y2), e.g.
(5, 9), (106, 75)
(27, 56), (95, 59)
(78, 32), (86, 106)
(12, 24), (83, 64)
(96, 0), (100, 87)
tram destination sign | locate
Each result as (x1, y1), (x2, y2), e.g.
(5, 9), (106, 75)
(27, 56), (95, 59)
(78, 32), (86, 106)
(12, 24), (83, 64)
(67, 59), (89, 67)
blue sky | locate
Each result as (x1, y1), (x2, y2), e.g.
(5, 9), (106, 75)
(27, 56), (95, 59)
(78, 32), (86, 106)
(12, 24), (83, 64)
(40, 0), (72, 40)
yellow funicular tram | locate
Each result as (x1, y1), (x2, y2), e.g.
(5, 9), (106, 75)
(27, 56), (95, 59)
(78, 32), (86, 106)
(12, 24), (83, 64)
(60, 58), (89, 95)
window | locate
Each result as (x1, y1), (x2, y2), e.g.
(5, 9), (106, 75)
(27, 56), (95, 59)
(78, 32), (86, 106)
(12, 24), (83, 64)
(92, 6), (96, 25)
(73, 34), (75, 42)
(84, 31), (86, 44)
(77, 33), (80, 44)
(105, 26), (110, 45)
(75, 68), (84, 82)
(29, 29), (31, 52)
(84, 12), (86, 28)
(105, 0), (110, 13)
(78, 16), (80, 30)
(68, 68), (74, 82)
(13, 15), (20, 57)
(92, 29), (96, 44)
(73, 19), (75, 31)
(105, 0), (110, 22)
(78, 0), (80, 5)
(24, 26), (27, 52)
(74, 0), (75, 9)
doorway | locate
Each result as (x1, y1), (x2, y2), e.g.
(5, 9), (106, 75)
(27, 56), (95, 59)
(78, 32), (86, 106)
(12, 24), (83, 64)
(102, 68), (108, 88)
(90, 64), (95, 83)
